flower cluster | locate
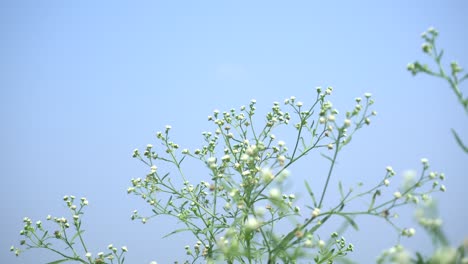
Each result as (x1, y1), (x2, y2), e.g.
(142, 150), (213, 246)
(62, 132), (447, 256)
(125, 89), (441, 263)
(11, 196), (128, 264)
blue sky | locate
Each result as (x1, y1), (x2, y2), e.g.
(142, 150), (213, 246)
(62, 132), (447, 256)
(1, 1), (467, 263)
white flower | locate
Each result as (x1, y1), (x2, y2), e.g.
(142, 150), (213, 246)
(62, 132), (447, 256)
(277, 155), (286, 163)
(121, 246), (128, 252)
(344, 119), (351, 127)
(384, 179), (390, 186)
(245, 217), (261, 230)
(85, 252), (92, 258)
(393, 192), (402, 199)
(318, 240), (325, 248)
(261, 168), (274, 182)
(269, 188), (281, 199)
(312, 208), (320, 217)
(221, 155), (230, 162)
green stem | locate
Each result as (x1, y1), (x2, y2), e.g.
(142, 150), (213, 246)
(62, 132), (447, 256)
(318, 131), (342, 208)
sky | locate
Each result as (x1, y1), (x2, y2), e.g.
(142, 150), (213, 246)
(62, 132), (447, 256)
(1, 1), (467, 263)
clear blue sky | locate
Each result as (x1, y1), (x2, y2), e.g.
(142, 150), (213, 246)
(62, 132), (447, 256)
(1, 1), (467, 263)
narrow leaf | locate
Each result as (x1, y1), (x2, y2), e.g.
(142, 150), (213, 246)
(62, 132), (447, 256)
(338, 181), (344, 200)
(437, 49), (444, 61)
(368, 190), (381, 212)
(339, 214), (359, 231)
(459, 73), (468, 82)
(46, 259), (70, 264)
(451, 129), (468, 153)
(69, 230), (84, 243)
(178, 155), (186, 165)
(41, 230), (49, 240)
(320, 153), (333, 162)
(163, 228), (192, 238)
(304, 181), (317, 207)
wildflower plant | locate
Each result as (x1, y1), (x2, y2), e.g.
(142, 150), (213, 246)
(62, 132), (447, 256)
(375, 27), (468, 264)
(10, 196), (128, 264)
(12, 87), (447, 263)
(407, 27), (468, 153)
(124, 88), (443, 263)
(12, 86), (447, 263)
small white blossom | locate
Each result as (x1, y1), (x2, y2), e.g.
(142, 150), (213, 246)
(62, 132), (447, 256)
(269, 188), (281, 199)
(245, 217), (261, 230)
(318, 240), (325, 248)
(312, 208), (320, 217)
(344, 119), (351, 127)
(394, 192), (402, 199)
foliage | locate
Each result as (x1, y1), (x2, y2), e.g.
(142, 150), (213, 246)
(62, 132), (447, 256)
(375, 26), (468, 264)
(10, 196), (128, 264)
(407, 27), (468, 153)
(11, 27), (465, 264)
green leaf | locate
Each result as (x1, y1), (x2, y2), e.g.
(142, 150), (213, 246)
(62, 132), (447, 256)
(460, 73), (468, 82)
(451, 129), (468, 153)
(46, 259), (70, 264)
(338, 181), (344, 200)
(342, 135), (352, 146)
(162, 228), (192, 238)
(178, 155), (186, 165)
(368, 190), (381, 212)
(69, 230), (84, 244)
(437, 49), (444, 62)
(160, 172), (170, 181)
(304, 181), (317, 207)
(338, 214), (359, 231)
(41, 230), (49, 240)
(320, 153), (333, 162)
